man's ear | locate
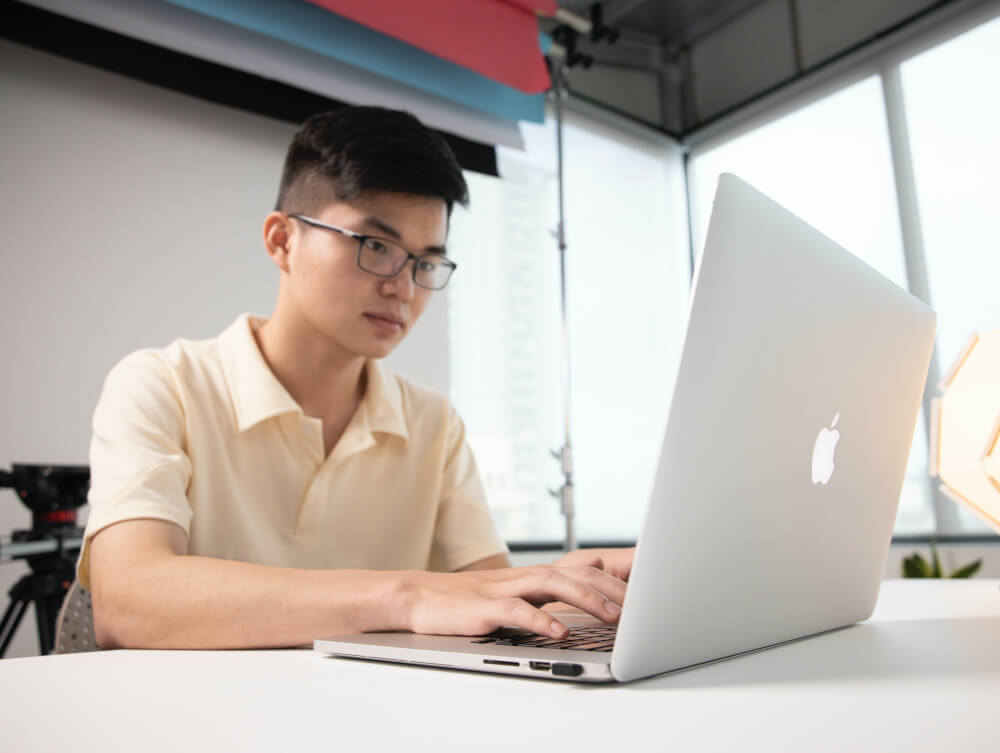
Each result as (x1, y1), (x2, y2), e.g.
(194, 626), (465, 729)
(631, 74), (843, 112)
(262, 211), (293, 273)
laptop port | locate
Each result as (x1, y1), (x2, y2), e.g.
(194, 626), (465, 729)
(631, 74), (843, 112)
(483, 659), (519, 667)
(529, 661), (551, 671)
(552, 663), (583, 677)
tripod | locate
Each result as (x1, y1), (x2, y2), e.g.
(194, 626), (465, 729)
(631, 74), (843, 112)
(0, 529), (81, 657)
(1, 569), (73, 656)
(0, 463), (89, 658)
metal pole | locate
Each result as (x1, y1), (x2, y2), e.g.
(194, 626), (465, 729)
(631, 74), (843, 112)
(881, 61), (960, 535)
(550, 61), (576, 552)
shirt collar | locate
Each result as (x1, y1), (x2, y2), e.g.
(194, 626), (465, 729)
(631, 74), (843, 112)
(219, 314), (302, 432)
(218, 313), (409, 442)
(362, 358), (409, 442)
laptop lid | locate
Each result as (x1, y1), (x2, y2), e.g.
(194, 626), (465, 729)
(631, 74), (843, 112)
(610, 174), (936, 681)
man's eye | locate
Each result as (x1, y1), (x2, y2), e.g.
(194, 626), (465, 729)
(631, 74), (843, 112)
(417, 259), (438, 273)
(363, 239), (389, 254)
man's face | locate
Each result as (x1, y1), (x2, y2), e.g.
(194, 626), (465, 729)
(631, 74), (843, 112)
(282, 191), (449, 360)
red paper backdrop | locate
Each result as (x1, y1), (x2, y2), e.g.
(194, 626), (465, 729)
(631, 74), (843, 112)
(307, 0), (557, 93)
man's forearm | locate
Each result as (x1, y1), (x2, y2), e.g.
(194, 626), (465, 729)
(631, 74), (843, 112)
(95, 555), (409, 650)
(89, 520), (630, 648)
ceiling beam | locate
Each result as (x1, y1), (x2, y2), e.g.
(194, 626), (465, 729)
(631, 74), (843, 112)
(662, 0), (772, 53)
(602, 0), (654, 25)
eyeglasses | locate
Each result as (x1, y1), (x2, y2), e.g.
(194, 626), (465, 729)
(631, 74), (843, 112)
(288, 213), (457, 290)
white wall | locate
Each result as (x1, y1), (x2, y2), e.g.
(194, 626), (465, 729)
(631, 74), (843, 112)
(0, 39), (449, 657)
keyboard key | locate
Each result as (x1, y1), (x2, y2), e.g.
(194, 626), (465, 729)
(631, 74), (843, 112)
(469, 626), (617, 651)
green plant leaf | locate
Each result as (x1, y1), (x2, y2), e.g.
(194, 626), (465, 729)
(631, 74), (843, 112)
(949, 559), (983, 579)
(902, 553), (932, 578)
(931, 543), (943, 578)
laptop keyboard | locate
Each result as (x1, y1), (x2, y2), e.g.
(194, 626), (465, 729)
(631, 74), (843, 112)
(470, 625), (616, 652)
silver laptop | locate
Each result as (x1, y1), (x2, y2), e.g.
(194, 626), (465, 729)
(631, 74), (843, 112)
(314, 174), (937, 683)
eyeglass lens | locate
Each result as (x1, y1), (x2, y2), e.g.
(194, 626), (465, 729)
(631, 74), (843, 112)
(358, 238), (453, 290)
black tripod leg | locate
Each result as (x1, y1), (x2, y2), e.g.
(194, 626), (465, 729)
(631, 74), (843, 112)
(0, 577), (32, 658)
(34, 591), (63, 655)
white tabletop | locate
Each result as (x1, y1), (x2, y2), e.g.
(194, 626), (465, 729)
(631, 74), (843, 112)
(3, 579), (999, 753)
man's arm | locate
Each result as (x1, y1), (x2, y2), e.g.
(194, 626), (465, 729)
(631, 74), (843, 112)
(89, 519), (405, 649)
(89, 520), (626, 649)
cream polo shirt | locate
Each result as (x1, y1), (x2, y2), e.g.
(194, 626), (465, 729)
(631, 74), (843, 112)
(77, 313), (506, 589)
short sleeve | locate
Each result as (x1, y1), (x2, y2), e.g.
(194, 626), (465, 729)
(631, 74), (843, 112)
(77, 349), (193, 589)
(427, 405), (508, 572)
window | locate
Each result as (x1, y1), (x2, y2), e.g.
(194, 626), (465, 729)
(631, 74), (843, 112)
(447, 153), (564, 541)
(688, 75), (935, 534)
(901, 15), (1000, 533)
(451, 9), (1000, 543)
(448, 108), (690, 542)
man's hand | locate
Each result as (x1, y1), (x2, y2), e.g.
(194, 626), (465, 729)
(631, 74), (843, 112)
(551, 547), (636, 583)
(400, 565), (626, 640)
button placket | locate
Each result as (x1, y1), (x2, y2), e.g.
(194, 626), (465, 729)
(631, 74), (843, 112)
(294, 416), (326, 531)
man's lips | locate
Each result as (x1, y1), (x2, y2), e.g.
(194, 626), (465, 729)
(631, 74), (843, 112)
(364, 311), (406, 331)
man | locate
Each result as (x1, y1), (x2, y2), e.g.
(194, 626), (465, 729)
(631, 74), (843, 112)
(82, 106), (632, 649)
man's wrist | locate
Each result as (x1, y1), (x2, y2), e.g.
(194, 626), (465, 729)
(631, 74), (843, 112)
(377, 569), (422, 633)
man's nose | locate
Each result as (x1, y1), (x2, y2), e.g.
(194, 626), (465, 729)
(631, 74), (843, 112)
(381, 260), (416, 299)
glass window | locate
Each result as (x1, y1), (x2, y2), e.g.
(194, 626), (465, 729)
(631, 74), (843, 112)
(448, 109), (690, 542)
(689, 77), (909, 287)
(901, 14), (1000, 533)
(447, 157), (564, 541)
(688, 76), (935, 534)
(561, 112), (691, 542)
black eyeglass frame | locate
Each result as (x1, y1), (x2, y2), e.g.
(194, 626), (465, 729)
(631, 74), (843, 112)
(288, 213), (457, 290)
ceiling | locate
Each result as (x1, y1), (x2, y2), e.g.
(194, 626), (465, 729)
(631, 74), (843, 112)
(555, 0), (771, 51)
(539, 0), (963, 135)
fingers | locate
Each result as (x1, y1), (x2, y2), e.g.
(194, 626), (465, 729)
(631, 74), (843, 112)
(570, 553), (605, 570)
(556, 565), (627, 607)
(601, 547), (635, 583)
(404, 567), (628, 639)
(553, 547), (635, 583)
(551, 549), (603, 570)
(494, 566), (625, 625)
(500, 598), (570, 639)
(574, 548), (635, 583)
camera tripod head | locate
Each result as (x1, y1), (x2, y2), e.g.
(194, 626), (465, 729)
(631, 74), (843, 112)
(1, 464), (89, 531)
(1, 463), (88, 566)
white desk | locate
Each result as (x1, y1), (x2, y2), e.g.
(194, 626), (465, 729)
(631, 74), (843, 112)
(3, 580), (999, 752)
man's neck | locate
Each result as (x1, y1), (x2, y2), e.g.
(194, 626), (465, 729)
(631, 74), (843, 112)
(252, 313), (366, 424)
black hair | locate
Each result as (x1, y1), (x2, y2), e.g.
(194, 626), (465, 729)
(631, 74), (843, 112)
(274, 106), (469, 216)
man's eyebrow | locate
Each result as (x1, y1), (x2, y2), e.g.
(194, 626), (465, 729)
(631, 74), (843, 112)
(360, 215), (448, 256)
(360, 215), (402, 239)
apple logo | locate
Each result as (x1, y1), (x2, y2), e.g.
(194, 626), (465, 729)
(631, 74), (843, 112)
(812, 413), (841, 485)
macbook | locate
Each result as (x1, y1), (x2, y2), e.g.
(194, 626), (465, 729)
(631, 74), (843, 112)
(314, 174), (937, 683)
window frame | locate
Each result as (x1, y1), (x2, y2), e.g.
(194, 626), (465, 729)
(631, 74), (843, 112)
(683, 0), (1000, 539)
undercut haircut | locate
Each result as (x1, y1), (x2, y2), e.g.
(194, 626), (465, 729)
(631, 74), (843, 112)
(274, 106), (469, 216)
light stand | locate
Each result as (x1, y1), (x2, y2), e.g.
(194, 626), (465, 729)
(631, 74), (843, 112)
(549, 59), (576, 552)
(545, 4), (619, 552)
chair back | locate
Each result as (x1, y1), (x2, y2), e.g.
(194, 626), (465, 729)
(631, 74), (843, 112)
(54, 579), (99, 653)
